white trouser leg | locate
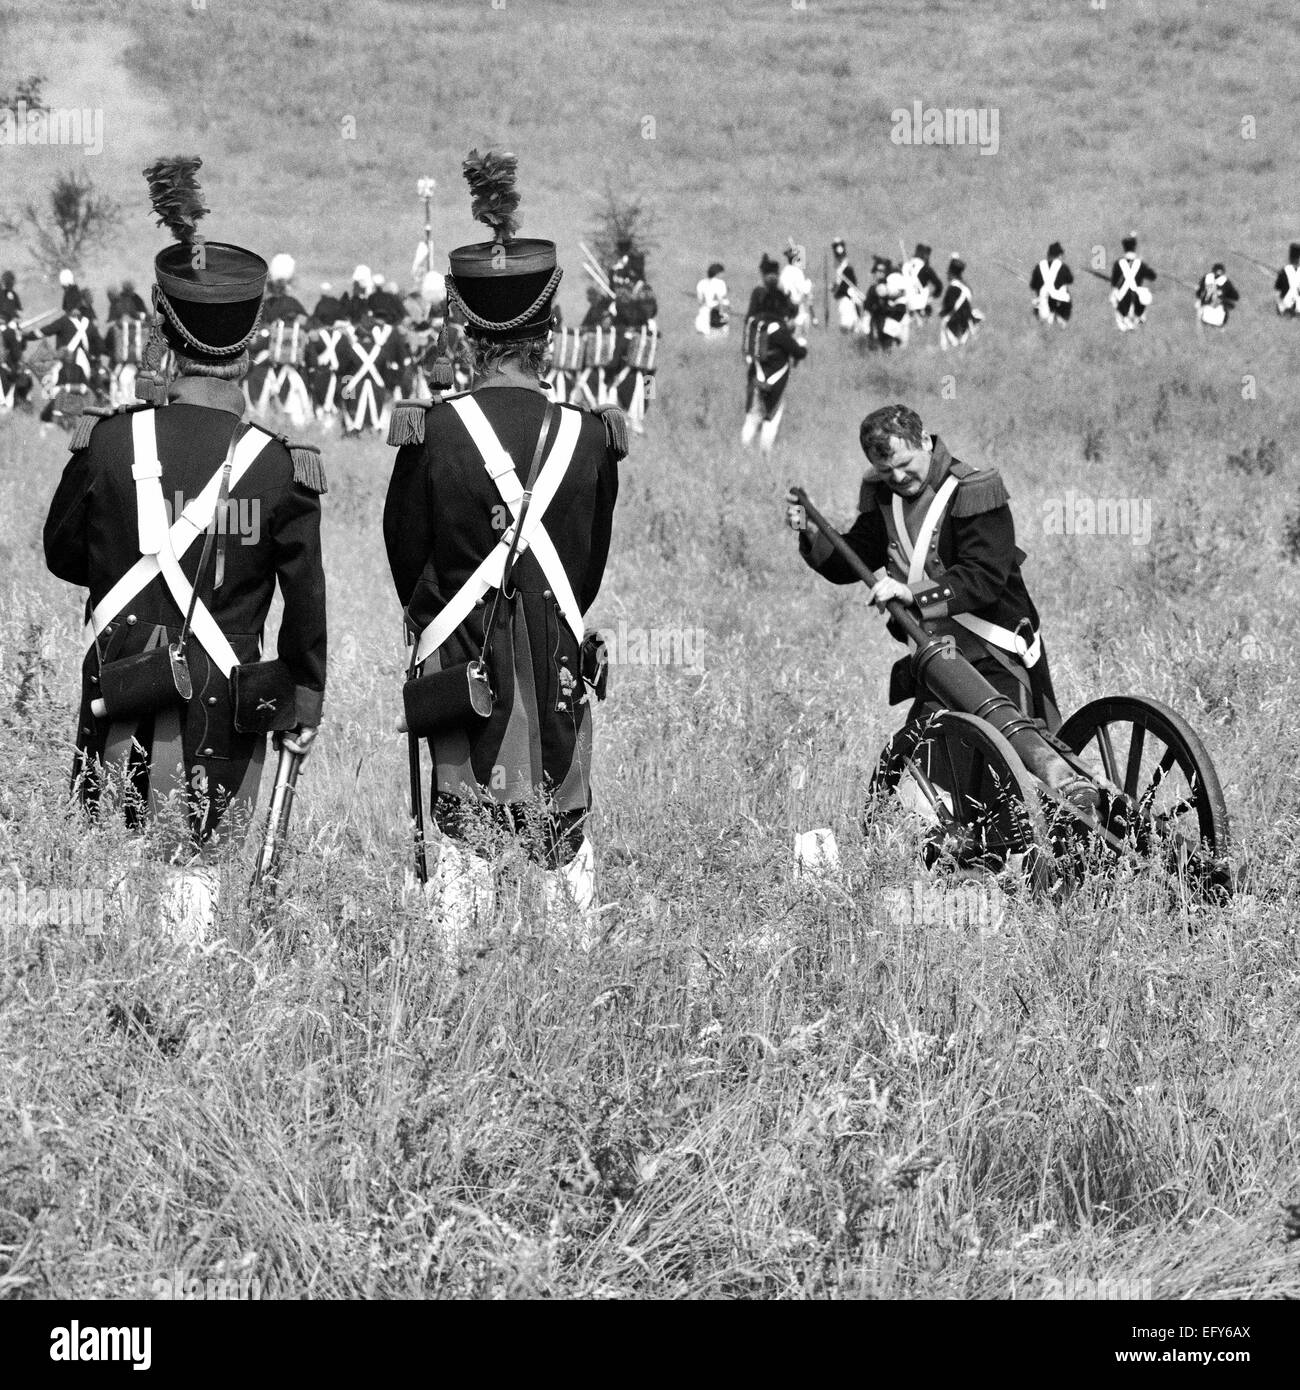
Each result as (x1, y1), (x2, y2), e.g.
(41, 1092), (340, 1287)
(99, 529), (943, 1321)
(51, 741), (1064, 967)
(759, 403), (784, 455)
(428, 836), (495, 960)
(543, 838), (597, 947)
(741, 407), (763, 446)
(159, 864), (219, 946)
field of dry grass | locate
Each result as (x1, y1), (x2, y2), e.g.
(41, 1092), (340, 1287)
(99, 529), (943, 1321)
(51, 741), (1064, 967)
(2, 0), (1299, 1302)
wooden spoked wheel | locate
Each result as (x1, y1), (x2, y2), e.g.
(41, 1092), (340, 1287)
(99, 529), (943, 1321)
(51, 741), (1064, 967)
(1056, 696), (1232, 896)
(871, 710), (1054, 886)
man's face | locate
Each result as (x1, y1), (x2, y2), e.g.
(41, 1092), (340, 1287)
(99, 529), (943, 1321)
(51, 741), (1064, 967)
(866, 434), (931, 497)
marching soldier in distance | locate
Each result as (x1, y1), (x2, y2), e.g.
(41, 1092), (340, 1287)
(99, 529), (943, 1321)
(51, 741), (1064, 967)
(1028, 241), (1073, 324)
(1274, 243), (1300, 317)
(785, 402), (1100, 816)
(899, 242), (943, 322)
(2, 268), (24, 321)
(695, 260), (730, 336)
(42, 156), (327, 942)
(60, 267), (89, 316)
(1195, 262), (1239, 329)
(607, 248), (657, 434)
(385, 149), (623, 961)
(1110, 233), (1156, 331)
(831, 237), (863, 333)
(778, 240), (816, 341)
(38, 289), (107, 426)
(939, 256), (982, 349)
(742, 274), (806, 454)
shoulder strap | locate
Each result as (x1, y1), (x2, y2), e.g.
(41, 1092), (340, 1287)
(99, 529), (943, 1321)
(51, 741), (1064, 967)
(477, 399), (555, 667)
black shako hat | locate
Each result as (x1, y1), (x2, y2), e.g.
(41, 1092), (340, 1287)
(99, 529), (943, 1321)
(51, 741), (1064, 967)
(144, 156), (267, 358)
(446, 149), (561, 343)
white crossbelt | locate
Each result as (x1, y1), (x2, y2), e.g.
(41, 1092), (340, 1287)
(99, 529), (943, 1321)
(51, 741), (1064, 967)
(1281, 265), (1300, 310)
(412, 398), (583, 667)
(1117, 257), (1141, 297)
(83, 410), (273, 668)
(945, 283), (971, 317)
(1037, 258), (1068, 301)
(64, 319), (91, 377)
(892, 474), (1042, 668)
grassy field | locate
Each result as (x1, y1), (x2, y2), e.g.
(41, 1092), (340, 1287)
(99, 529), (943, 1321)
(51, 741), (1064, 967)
(1, 0), (1299, 1300)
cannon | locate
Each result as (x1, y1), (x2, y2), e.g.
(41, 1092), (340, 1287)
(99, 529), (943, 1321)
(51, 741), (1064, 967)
(790, 487), (1232, 895)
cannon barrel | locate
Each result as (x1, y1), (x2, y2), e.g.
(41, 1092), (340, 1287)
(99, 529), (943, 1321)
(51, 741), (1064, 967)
(791, 486), (1077, 789)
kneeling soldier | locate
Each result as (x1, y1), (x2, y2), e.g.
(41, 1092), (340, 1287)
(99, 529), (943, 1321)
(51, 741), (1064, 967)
(43, 157), (327, 940)
(385, 150), (622, 957)
(787, 402), (1096, 814)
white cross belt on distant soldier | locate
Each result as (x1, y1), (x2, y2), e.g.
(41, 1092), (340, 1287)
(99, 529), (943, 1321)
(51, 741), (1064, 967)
(1275, 243), (1300, 317)
(1110, 234), (1156, 331)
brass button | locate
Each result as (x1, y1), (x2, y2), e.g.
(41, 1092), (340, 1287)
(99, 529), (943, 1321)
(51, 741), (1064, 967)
(200, 747), (214, 756)
(207, 696), (218, 706)
(126, 614), (137, 626)
(543, 589), (552, 599)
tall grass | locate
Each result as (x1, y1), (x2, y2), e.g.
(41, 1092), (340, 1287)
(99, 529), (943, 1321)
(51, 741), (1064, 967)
(1, 0), (1299, 1299)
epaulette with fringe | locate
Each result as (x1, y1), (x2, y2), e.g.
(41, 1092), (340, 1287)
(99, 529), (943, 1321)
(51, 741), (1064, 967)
(948, 462), (1009, 517)
(593, 404), (628, 461)
(286, 440), (327, 494)
(68, 402), (145, 451)
(387, 398), (430, 448)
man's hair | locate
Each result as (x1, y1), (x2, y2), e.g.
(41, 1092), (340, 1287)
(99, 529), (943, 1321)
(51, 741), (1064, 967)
(173, 348), (251, 381)
(860, 403), (923, 458)
(467, 330), (551, 382)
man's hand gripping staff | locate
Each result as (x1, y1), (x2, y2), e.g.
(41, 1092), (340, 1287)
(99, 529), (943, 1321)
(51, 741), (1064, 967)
(786, 486), (1111, 830)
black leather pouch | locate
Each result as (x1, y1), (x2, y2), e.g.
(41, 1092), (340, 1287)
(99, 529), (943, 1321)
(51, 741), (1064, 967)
(97, 643), (191, 719)
(231, 658), (299, 733)
(580, 631), (609, 701)
(403, 659), (494, 737)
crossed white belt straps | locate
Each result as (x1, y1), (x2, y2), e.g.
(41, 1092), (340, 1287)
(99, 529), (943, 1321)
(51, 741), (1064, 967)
(1280, 265), (1300, 309)
(83, 410), (273, 676)
(412, 397), (583, 668)
(892, 475), (1042, 668)
(1116, 257), (1142, 297)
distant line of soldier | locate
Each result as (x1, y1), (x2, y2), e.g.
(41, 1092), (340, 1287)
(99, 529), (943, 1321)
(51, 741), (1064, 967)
(2, 242), (664, 439)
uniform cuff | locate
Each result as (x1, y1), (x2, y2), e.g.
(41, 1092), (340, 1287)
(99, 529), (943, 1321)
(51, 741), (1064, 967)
(799, 529), (835, 569)
(913, 582), (953, 619)
(294, 686), (324, 727)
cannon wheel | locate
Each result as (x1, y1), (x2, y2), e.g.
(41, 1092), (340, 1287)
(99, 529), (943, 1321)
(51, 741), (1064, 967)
(1056, 696), (1232, 894)
(873, 710), (1054, 887)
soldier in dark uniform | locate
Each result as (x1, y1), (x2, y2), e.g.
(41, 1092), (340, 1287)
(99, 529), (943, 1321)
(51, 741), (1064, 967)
(607, 250), (657, 434)
(384, 149), (623, 953)
(42, 156), (327, 940)
(786, 402), (1098, 814)
(1110, 233), (1156, 331)
(741, 282), (806, 454)
(38, 294), (106, 424)
(1, 269), (22, 322)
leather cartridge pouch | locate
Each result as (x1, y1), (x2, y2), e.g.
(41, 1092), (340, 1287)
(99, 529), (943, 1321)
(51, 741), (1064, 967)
(231, 658), (299, 733)
(580, 630), (609, 701)
(96, 641), (192, 720)
(402, 657), (494, 738)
